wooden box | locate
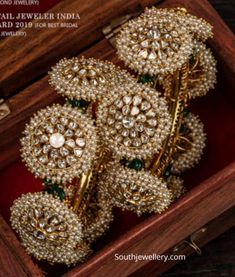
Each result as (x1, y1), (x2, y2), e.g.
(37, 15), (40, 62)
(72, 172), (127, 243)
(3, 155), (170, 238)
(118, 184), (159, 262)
(0, 0), (235, 276)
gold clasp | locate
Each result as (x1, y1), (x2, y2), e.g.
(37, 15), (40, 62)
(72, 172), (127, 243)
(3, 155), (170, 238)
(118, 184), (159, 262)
(0, 98), (10, 121)
(102, 10), (142, 47)
(173, 227), (207, 255)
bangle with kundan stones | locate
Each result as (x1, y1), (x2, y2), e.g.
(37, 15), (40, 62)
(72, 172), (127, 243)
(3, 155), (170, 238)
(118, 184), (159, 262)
(11, 6), (216, 266)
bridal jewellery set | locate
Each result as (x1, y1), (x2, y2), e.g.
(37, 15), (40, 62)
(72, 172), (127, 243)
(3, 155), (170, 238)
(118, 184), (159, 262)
(10, 7), (217, 265)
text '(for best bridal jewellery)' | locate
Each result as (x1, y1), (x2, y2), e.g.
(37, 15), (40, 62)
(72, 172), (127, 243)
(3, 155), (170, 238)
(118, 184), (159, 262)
(0, 12), (81, 37)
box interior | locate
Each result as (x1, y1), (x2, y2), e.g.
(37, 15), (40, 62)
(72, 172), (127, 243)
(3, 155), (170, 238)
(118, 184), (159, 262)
(0, 50), (235, 275)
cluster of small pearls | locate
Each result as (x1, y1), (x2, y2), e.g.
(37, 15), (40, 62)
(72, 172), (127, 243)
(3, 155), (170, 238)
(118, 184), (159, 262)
(116, 8), (193, 75)
(10, 192), (90, 265)
(82, 188), (114, 243)
(49, 56), (135, 101)
(160, 40), (217, 99)
(172, 113), (206, 173)
(166, 175), (186, 201)
(20, 104), (97, 183)
(98, 162), (172, 216)
(64, 185), (77, 203)
(173, 7), (213, 41)
(144, 7), (213, 41)
(188, 41), (217, 98)
(96, 83), (171, 159)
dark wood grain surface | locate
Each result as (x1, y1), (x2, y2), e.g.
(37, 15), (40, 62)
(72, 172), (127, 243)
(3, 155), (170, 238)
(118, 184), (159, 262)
(163, 1), (235, 276)
(0, 215), (43, 277)
(163, 227), (235, 277)
(209, 0), (235, 32)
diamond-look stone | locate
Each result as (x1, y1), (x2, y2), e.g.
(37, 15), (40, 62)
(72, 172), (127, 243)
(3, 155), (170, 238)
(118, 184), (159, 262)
(65, 139), (76, 148)
(41, 135), (48, 143)
(148, 51), (157, 60)
(35, 128), (43, 136)
(109, 106), (116, 114)
(133, 95), (142, 106)
(34, 208), (41, 218)
(122, 105), (130, 115)
(130, 129), (137, 138)
(130, 106), (140, 116)
(122, 116), (135, 129)
(137, 114), (146, 122)
(39, 155), (48, 164)
(65, 130), (73, 137)
(140, 40), (149, 48)
(45, 125), (54, 134)
(123, 95), (132, 105)
(30, 219), (37, 228)
(78, 68), (87, 75)
(76, 138), (86, 148)
(89, 69), (97, 76)
(50, 149), (59, 159)
(141, 101), (151, 111)
(152, 41), (160, 49)
(34, 230), (45, 240)
(56, 124), (64, 132)
(75, 130), (82, 137)
(138, 49), (148, 59)
(39, 219), (46, 228)
(91, 79), (98, 86)
(122, 129), (129, 137)
(146, 109), (156, 117)
(46, 226), (55, 233)
(68, 121), (77, 130)
(49, 216), (59, 225)
(123, 138), (131, 146)
(115, 99), (123, 108)
(146, 127), (155, 137)
(107, 117), (115, 125)
(115, 111), (122, 121)
(148, 119), (157, 127)
(115, 122), (122, 130)
(136, 123), (144, 132)
(66, 156), (77, 165)
(43, 145), (51, 154)
(74, 148), (83, 157)
(133, 138), (141, 147)
(58, 160), (66, 168)
(147, 29), (160, 39)
(60, 147), (70, 157)
(141, 134), (148, 144)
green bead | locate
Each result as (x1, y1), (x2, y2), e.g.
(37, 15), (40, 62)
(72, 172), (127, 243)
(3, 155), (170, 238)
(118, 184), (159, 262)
(77, 99), (90, 109)
(56, 187), (65, 201)
(138, 74), (154, 84)
(67, 98), (89, 110)
(128, 158), (144, 171)
(44, 183), (65, 201)
(189, 54), (195, 66)
(163, 164), (172, 178)
(180, 124), (187, 134)
(183, 108), (190, 118)
(44, 179), (52, 186)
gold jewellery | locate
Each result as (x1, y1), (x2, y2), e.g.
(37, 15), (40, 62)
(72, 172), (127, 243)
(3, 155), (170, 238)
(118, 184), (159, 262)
(10, 7), (217, 266)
